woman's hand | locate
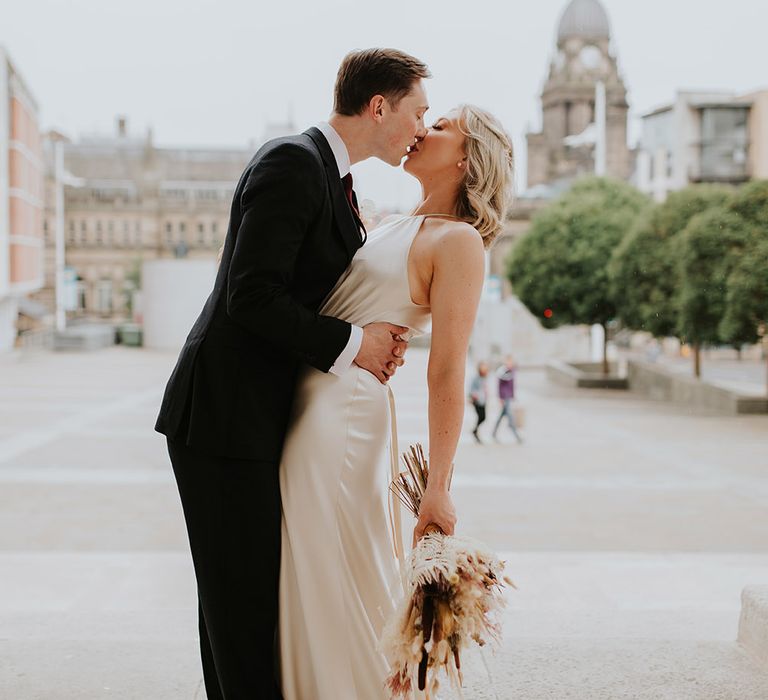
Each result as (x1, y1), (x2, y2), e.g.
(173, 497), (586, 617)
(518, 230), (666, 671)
(413, 486), (457, 546)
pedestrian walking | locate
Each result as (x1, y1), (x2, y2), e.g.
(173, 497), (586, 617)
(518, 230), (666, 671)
(468, 362), (489, 444)
(493, 355), (523, 444)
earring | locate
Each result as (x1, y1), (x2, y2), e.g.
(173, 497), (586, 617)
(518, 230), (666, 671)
(457, 161), (463, 167)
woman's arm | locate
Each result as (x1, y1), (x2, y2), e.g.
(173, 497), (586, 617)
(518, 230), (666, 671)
(414, 224), (485, 542)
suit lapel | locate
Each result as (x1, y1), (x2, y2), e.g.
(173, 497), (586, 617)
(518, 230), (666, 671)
(304, 127), (366, 259)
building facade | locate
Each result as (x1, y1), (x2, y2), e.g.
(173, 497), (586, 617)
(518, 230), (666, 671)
(525, 0), (632, 190)
(636, 89), (768, 201)
(40, 118), (254, 320)
(494, 0), (634, 280)
(478, 0), (634, 363)
(0, 47), (44, 350)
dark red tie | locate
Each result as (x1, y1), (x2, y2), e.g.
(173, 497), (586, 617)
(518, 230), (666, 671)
(342, 173), (361, 219)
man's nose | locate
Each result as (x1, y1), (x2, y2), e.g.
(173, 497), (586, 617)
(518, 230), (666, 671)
(415, 124), (427, 139)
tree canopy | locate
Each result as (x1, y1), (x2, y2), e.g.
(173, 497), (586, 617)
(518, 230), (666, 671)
(675, 206), (750, 348)
(508, 177), (650, 331)
(609, 186), (732, 338)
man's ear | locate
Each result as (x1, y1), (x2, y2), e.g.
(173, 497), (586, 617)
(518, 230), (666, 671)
(368, 95), (386, 122)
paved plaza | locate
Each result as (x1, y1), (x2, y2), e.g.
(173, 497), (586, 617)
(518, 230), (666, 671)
(1, 346), (767, 699)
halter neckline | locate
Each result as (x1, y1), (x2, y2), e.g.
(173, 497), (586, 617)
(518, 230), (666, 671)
(411, 213), (463, 221)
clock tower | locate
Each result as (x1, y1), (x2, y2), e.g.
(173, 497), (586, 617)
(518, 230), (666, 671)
(526, 0), (631, 189)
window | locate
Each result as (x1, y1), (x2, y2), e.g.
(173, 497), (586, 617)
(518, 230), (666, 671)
(76, 281), (87, 311)
(698, 106), (749, 181)
(179, 222), (186, 234)
(97, 280), (113, 313)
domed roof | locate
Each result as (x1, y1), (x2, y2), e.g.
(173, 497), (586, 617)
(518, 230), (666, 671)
(557, 0), (611, 42)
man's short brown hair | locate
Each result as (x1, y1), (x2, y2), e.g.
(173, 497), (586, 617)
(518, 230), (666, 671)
(333, 48), (431, 116)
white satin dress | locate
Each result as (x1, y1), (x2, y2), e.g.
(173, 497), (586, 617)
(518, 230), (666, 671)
(279, 214), (431, 700)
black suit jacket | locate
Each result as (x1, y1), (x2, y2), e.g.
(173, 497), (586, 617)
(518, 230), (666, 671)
(155, 127), (365, 461)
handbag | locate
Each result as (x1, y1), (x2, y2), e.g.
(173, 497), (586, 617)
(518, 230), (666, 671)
(512, 403), (526, 429)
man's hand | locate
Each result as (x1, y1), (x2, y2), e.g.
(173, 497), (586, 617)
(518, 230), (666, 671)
(413, 486), (457, 546)
(354, 322), (408, 384)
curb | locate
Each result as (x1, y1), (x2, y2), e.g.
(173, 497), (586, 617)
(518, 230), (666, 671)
(546, 360), (628, 389)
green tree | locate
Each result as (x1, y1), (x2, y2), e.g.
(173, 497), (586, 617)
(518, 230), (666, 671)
(676, 206), (750, 377)
(507, 177), (650, 374)
(729, 179), (768, 225)
(609, 186), (732, 338)
(720, 182), (768, 393)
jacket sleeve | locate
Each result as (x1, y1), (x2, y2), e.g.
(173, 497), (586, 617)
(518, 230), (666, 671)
(226, 142), (351, 372)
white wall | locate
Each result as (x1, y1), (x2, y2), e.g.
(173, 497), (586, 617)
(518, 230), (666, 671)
(0, 297), (17, 351)
(142, 259), (217, 350)
(746, 90), (768, 179)
(471, 296), (592, 367)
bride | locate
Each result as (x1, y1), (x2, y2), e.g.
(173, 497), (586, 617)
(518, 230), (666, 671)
(279, 104), (514, 698)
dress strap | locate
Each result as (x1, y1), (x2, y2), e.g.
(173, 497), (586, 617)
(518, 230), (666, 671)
(386, 385), (407, 591)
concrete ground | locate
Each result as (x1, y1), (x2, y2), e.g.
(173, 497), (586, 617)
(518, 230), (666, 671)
(1, 346), (767, 699)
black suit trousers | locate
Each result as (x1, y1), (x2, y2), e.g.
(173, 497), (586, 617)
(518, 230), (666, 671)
(168, 438), (283, 700)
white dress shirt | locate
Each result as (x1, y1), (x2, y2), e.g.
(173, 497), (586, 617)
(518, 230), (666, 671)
(316, 121), (364, 376)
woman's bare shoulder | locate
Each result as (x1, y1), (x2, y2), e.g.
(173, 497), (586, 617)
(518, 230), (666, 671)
(430, 220), (484, 254)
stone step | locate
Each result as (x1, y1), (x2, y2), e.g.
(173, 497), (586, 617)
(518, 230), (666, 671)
(2, 553), (768, 698)
(454, 637), (768, 700)
(739, 586), (768, 666)
(3, 628), (766, 699)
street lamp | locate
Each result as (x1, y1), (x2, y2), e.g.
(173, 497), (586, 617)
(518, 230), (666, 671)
(562, 79), (609, 366)
(562, 80), (607, 176)
(53, 140), (84, 333)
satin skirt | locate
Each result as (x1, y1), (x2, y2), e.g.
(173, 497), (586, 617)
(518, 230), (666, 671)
(278, 364), (402, 699)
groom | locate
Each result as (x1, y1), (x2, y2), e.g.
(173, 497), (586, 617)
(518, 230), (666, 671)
(155, 48), (431, 699)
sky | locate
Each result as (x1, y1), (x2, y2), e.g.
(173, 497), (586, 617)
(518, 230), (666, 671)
(3, 0), (767, 210)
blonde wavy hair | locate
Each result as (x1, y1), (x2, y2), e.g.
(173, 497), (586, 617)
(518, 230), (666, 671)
(454, 105), (515, 248)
